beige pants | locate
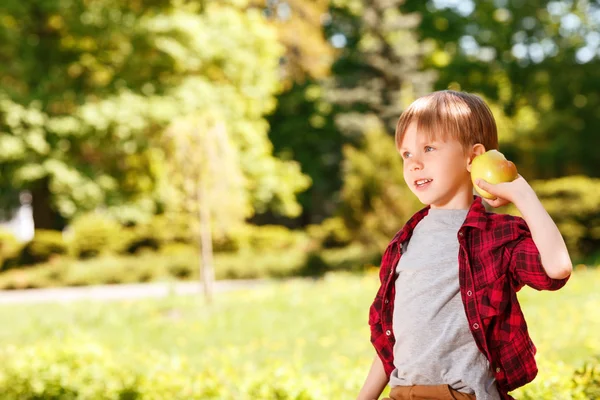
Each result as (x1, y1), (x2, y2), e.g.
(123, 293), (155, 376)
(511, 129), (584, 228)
(383, 384), (477, 400)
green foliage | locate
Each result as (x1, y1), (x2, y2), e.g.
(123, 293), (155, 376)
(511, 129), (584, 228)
(212, 224), (306, 253)
(326, 0), (434, 135)
(573, 355), (600, 399)
(0, 343), (141, 399)
(244, 225), (305, 252)
(0, 240), (381, 289)
(298, 252), (330, 278)
(402, 0), (600, 180)
(19, 230), (68, 266)
(506, 176), (600, 261)
(68, 213), (123, 259)
(339, 129), (421, 250)
(0, 229), (22, 270)
(513, 356), (587, 400)
(307, 217), (353, 248)
(0, 269), (598, 399)
(254, 0), (334, 85)
(151, 214), (194, 244)
(0, 341), (238, 399)
(122, 224), (164, 255)
(0, 0), (310, 229)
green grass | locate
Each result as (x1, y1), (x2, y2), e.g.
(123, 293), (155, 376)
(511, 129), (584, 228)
(0, 267), (598, 398)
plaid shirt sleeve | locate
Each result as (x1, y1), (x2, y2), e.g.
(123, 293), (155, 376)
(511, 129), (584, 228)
(508, 217), (570, 291)
(368, 242), (397, 377)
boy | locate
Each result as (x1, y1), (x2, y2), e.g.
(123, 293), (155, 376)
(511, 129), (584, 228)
(357, 90), (572, 400)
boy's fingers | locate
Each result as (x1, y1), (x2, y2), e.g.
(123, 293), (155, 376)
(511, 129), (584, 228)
(476, 179), (499, 194)
(475, 179), (490, 188)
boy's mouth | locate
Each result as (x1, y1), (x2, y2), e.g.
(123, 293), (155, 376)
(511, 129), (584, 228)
(414, 178), (433, 189)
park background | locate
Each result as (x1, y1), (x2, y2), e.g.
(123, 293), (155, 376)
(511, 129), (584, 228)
(0, 0), (599, 398)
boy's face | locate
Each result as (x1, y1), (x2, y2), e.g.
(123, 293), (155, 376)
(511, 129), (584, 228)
(399, 122), (476, 209)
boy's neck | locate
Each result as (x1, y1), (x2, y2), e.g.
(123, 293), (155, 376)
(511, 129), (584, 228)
(429, 186), (475, 210)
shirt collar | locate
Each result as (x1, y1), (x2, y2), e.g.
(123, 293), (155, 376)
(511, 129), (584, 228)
(391, 196), (488, 246)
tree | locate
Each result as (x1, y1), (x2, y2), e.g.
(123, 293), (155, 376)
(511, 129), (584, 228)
(256, 0), (342, 225)
(326, 0), (435, 136)
(268, 0), (436, 226)
(339, 127), (421, 250)
(162, 113), (248, 303)
(402, 0), (600, 179)
(321, 0), (433, 236)
(251, 0), (335, 87)
(0, 0), (309, 229)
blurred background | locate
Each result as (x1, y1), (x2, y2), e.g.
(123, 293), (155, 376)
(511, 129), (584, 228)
(0, 0), (599, 398)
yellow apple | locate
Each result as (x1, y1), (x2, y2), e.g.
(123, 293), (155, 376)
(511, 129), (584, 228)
(470, 150), (518, 199)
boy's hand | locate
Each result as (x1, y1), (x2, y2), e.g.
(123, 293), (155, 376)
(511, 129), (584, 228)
(475, 175), (534, 208)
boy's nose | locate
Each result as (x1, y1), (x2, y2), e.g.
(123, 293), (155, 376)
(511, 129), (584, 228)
(409, 160), (423, 171)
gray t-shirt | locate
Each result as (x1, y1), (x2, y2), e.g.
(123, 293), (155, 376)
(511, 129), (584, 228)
(389, 208), (501, 400)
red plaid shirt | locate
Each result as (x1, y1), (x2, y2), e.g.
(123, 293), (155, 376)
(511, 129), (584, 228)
(369, 196), (570, 399)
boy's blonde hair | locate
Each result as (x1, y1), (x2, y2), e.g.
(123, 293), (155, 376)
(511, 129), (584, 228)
(395, 90), (498, 153)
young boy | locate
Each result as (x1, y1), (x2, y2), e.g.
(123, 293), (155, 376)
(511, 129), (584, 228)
(357, 90), (572, 400)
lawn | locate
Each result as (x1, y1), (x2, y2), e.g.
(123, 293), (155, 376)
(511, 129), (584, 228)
(0, 267), (597, 399)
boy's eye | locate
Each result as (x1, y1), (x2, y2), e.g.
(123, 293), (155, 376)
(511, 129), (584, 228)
(425, 146), (434, 152)
(402, 151), (411, 159)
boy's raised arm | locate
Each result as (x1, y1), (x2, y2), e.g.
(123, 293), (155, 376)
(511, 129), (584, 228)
(476, 176), (573, 279)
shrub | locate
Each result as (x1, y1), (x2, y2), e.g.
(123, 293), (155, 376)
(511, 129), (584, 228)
(0, 342), (144, 399)
(337, 129), (421, 250)
(505, 176), (600, 261)
(245, 224), (306, 252)
(0, 229), (22, 270)
(122, 224), (161, 254)
(0, 342), (335, 399)
(67, 213), (123, 259)
(307, 217), (352, 248)
(297, 252), (329, 278)
(152, 214), (194, 244)
(19, 230), (68, 266)
(573, 355), (600, 399)
(212, 224), (306, 253)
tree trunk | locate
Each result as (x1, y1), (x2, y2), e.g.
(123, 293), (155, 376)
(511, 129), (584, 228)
(197, 182), (215, 304)
(31, 178), (63, 230)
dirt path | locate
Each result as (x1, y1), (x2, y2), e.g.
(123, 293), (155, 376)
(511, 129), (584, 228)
(0, 279), (269, 304)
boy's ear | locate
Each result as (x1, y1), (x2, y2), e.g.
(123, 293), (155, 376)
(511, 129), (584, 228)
(466, 143), (486, 172)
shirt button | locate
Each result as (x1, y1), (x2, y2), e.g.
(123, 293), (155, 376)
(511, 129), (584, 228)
(467, 290), (472, 296)
(459, 231), (464, 236)
(472, 323), (479, 330)
(386, 330), (391, 336)
(496, 367), (501, 373)
(384, 299), (389, 304)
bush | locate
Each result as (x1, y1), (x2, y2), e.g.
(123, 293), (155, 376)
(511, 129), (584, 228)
(61, 254), (168, 287)
(67, 213), (123, 259)
(122, 224), (162, 254)
(337, 129), (421, 250)
(0, 229), (22, 271)
(19, 230), (68, 266)
(0, 341), (339, 399)
(0, 342), (144, 399)
(507, 176), (600, 261)
(307, 217), (352, 248)
(245, 224), (304, 252)
(212, 224), (307, 253)
(297, 252), (329, 278)
(573, 355), (600, 399)
(152, 214), (194, 244)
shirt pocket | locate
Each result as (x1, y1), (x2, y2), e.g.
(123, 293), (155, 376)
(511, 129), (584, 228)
(477, 274), (513, 344)
(494, 328), (538, 391)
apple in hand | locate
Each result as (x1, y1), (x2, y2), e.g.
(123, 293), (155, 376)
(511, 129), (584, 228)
(470, 150), (518, 199)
